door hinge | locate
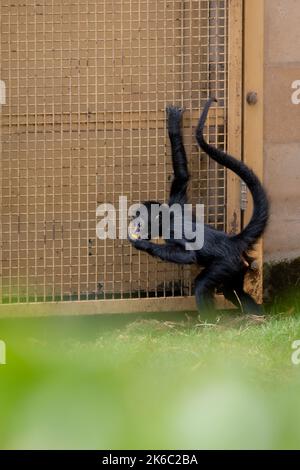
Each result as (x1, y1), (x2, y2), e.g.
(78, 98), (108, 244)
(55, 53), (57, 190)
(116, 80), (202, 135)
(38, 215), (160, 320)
(240, 181), (248, 212)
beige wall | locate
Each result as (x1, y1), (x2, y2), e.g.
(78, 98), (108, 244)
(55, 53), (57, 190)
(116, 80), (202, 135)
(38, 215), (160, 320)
(264, 0), (300, 262)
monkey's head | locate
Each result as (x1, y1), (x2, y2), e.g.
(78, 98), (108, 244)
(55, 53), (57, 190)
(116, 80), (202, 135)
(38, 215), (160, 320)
(128, 201), (163, 241)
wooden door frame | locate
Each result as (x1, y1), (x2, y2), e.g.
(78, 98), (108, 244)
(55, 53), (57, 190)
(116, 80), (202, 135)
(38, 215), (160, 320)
(227, 0), (243, 237)
(0, 0), (264, 318)
(243, 0), (264, 303)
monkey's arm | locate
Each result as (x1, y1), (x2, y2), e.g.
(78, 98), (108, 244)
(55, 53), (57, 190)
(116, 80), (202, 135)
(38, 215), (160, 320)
(166, 106), (189, 205)
(130, 239), (196, 265)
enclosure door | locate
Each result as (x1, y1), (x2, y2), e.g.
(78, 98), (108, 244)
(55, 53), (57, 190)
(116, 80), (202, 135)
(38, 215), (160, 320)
(0, 0), (247, 316)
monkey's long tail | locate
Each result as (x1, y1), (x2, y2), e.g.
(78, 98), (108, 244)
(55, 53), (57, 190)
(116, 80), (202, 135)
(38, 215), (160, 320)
(195, 98), (269, 251)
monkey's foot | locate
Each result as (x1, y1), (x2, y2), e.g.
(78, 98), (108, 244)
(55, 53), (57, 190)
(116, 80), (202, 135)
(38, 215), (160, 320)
(243, 302), (265, 316)
(246, 308), (265, 317)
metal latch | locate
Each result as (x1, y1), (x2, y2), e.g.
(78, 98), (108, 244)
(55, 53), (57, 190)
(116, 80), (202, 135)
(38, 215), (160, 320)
(240, 181), (248, 211)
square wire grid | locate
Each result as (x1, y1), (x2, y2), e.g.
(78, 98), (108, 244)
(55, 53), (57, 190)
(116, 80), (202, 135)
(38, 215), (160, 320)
(0, 0), (228, 303)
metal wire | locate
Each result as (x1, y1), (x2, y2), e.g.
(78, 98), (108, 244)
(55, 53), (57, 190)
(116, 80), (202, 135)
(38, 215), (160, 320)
(0, 0), (228, 304)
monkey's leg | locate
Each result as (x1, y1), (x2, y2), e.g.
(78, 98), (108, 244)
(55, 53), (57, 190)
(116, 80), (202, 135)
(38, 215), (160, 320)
(222, 287), (242, 310)
(130, 239), (196, 265)
(223, 270), (264, 316)
(224, 289), (264, 315)
(166, 106), (189, 206)
(194, 264), (228, 313)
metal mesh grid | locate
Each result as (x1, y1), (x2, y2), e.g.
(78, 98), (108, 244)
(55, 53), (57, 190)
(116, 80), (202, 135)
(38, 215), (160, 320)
(0, 0), (228, 304)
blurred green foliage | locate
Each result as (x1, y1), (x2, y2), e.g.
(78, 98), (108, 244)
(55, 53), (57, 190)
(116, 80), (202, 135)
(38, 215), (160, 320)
(0, 310), (300, 450)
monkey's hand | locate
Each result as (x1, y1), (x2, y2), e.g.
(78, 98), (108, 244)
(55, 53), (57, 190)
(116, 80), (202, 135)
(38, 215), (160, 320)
(128, 238), (161, 257)
(166, 105), (185, 135)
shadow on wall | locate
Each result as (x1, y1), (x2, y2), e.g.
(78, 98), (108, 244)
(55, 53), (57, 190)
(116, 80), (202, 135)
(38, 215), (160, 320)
(264, 258), (300, 312)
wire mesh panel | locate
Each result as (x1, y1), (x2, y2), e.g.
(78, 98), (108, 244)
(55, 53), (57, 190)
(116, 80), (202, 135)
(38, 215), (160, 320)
(0, 0), (234, 307)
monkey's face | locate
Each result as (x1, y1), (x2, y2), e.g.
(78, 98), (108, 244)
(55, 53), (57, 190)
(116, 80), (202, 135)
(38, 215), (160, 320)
(128, 201), (162, 241)
(128, 218), (145, 240)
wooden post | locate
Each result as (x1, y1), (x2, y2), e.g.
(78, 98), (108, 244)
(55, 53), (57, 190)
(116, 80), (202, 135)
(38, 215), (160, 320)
(227, 0), (243, 235)
(243, 0), (265, 303)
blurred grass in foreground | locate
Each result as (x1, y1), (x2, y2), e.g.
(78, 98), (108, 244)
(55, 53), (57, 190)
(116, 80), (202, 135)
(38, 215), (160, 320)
(0, 310), (300, 450)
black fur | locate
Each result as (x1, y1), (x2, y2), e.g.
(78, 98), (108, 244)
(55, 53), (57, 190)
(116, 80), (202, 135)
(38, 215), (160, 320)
(129, 100), (269, 315)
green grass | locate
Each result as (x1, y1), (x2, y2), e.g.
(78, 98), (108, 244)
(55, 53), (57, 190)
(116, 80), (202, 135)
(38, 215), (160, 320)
(0, 310), (300, 449)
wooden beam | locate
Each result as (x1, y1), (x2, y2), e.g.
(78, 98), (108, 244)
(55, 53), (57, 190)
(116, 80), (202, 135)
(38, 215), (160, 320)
(0, 295), (234, 318)
(227, 0), (243, 235)
(243, 0), (264, 303)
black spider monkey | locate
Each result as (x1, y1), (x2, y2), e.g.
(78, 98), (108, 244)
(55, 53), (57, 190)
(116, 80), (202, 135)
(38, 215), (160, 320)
(128, 98), (269, 315)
